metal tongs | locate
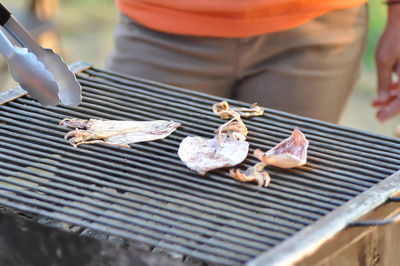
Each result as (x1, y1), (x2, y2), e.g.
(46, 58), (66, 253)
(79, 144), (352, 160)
(0, 2), (81, 106)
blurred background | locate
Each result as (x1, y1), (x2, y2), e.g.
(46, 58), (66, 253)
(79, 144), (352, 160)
(0, 0), (398, 137)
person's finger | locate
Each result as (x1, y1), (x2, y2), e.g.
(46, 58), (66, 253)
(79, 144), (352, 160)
(395, 63), (400, 96)
(372, 96), (394, 107)
(376, 66), (392, 102)
(372, 82), (398, 107)
(376, 48), (395, 103)
(376, 98), (400, 122)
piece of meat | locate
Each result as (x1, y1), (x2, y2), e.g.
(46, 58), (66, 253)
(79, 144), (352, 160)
(215, 119), (248, 142)
(60, 118), (181, 147)
(213, 101), (236, 120)
(213, 101), (264, 137)
(178, 101), (262, 176)
(229, 162), (270, 187)
(178, 133), (249, 175)
(213, 101), (264, 119)
(254, 127), (308, 168)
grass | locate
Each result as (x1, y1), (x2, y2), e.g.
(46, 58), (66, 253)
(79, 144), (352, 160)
(363, 0), (387, 70)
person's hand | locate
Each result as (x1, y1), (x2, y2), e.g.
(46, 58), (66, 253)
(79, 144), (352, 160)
(372, 82), (400, 121)
(373, 4), (400, 122)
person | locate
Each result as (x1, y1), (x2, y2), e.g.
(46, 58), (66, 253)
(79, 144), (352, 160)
(105, 0), (393, 124)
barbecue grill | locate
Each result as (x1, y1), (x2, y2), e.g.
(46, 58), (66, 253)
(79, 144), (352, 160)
(1, 61), (400, 265)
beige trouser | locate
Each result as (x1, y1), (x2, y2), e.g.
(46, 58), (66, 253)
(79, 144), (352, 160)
(106, 5), (368, 123)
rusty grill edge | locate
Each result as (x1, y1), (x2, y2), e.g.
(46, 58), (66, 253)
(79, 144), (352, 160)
(0, 62), (399, 265)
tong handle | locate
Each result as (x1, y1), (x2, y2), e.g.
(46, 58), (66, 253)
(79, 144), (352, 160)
(349, 197), (400, 227)
(0, 3), (11, 26)
(0, 28), (16, 58)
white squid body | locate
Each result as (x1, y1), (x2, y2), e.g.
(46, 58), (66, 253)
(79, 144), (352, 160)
(178, 134), (249, 175)
(60, 118), (181, 147)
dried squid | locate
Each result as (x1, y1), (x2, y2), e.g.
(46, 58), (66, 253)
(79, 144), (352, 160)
(178, 132), (249, 175)
(178, 101), (264, 175)
(254, 127), (309, 168)
(229, 162), (270, 187)
(229, 127), (308, 187)
(60, 118), (181, 148)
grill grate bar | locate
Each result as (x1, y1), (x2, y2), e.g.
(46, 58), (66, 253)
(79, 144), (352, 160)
(0, 166), (272, 257)
(0, 136), (306, 234)
(0, 104), (354, 214)
(6, 98), (393, 192)
(0, 100), (392, 216)
(76, 77), (400, 172)
(0, 127), (322, 229)
(82, 68), (400, 151)
(0, 142), (296, 241)
(0, 114), (362, 218)
(0, 96), (394, 215)
(11, 88), (400, 174)
(15, 92), (395, 186)
(0, 159), (281, 249)
(0, 121), (320, 221)
(79, 83), (222, 129)
(80, 90), (400, 176)
(0, 118), (382, 227)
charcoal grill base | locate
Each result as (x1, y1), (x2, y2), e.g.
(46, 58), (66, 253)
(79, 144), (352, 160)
(0, 210), (185, 266)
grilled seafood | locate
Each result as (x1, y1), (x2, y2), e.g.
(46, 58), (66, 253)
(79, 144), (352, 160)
(254, 127), (308, 168)
(229, 127), (308, 188)
(178, 133), (249, 175)
(60, 118), (181, 147)
(178, 101), (263, 175)
(213, 101), (264, 119)
(213, 101), (264, 138)
(229, 162), (270, 187)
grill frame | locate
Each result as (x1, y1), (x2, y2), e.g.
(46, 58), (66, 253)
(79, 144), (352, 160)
(0, 61), (399, 265)
(248, 170), (400, 265)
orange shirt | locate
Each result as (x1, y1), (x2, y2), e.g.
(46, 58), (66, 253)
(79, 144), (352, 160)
(115, 0), (368, 37)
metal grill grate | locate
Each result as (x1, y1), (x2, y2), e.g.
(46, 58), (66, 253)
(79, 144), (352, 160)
(0, 63), (399, 265)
